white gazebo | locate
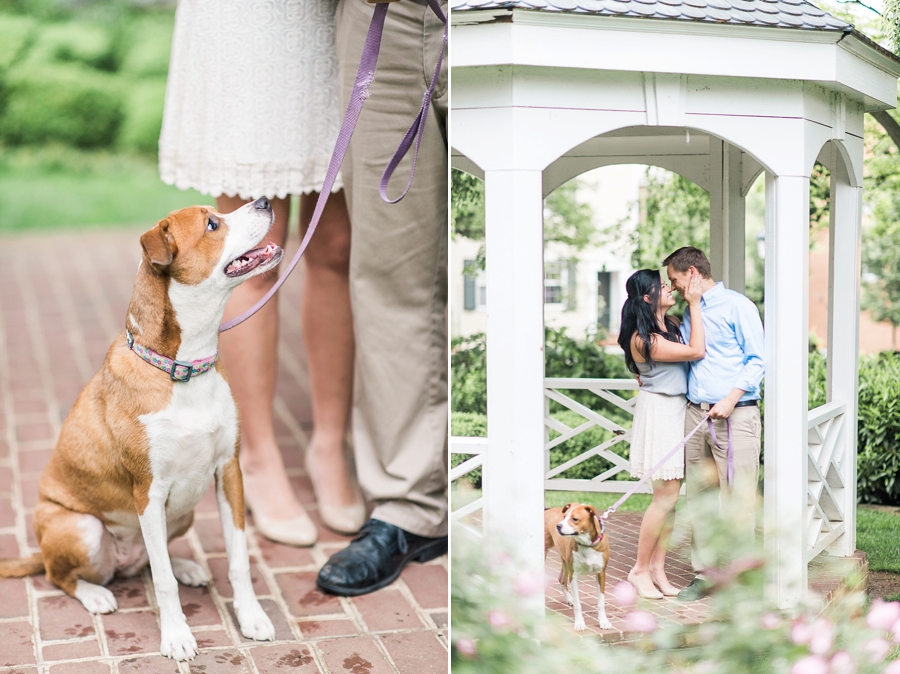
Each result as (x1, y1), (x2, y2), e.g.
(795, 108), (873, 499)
(449, 0), (900, 608)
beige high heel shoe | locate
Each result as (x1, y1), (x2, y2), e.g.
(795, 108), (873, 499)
(305, 439), (367, 536)
(649, 569), (680, 597)
(245, 493), (318, 547)
(628, 568), (664, 600)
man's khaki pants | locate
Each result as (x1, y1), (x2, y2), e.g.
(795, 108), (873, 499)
(684, 403), (761, 573)
(335, 0), (448, 538)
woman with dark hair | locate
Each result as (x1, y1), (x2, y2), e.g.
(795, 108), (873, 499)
(617, 268), (705, 598)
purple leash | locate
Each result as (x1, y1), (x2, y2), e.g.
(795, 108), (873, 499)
(600, 413), (710, 521)
(220, 0), (447, 333)
(706, 416), (734, 488)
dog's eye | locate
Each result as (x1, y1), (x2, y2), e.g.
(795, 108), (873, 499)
(207, 218), (218, 231)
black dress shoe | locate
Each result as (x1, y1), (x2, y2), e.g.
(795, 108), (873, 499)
(316, 519), (447, 597)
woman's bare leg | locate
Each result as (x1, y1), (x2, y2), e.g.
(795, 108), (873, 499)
(299, 190), (358, 508)
(217, 195), (306, 522)
(630, 478), (681, 595)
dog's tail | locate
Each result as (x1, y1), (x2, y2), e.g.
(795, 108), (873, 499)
(0, 553), (44, 578)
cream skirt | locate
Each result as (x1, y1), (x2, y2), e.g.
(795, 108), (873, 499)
(629, 390), (687, 481)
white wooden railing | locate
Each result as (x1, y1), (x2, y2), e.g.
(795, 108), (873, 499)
(451, 380), (849, 561)
(806, 400), (847, 562)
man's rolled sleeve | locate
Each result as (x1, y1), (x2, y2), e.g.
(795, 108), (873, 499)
(733, 298), (765, 396)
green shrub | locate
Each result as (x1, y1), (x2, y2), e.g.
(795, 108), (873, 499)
(116, 14), (172, 78)
(23, 20), (115, 70)
(0, 62), (123, 147)
(451, 328), (631, 416)
(857, 352), (900, 504)
(451, 333), (486, 415)
(0, 13), (37, 71)
(117, 77), (165, 154)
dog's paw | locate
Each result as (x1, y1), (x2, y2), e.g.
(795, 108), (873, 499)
(171, 557), (209, 587)
(237, 601), (276, 642)
(74, 580), (118, 614)
(573, 616), (587, 632)
(598, 616), (614, 630)
(159, 621), (198, 661)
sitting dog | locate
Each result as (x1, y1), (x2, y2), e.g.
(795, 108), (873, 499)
(544, 503), (613, 631)
(0, 199), (283, 661)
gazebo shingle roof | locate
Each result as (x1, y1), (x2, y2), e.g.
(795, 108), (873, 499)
(450, 0), (850, 31)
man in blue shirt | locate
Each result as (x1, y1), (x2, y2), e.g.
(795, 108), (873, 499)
(664, 247), (765, 601)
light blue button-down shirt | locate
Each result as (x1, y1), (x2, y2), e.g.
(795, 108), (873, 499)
(680, 282), (765, 404)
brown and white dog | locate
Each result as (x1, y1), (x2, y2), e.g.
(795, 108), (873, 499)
(544, 503), (613, 631)
(0, 199), (283, 660)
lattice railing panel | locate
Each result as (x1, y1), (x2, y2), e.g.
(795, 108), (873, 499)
(543, 378), (654, 494)
(806, 401), (847, 562)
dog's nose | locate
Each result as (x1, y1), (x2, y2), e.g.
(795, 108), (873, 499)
(254, 197), (270, 211)
(556, 523), (562, 532)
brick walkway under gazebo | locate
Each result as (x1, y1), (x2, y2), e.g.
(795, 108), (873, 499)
(0, 225), (447, 674)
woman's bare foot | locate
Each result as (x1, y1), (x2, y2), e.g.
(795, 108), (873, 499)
(308, 434), (360, 507)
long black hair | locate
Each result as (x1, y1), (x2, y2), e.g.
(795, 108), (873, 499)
(617, 269), (682, 375)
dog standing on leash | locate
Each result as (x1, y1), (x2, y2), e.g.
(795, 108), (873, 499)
(0, 198), (283, 661)
(544, 503), (614, 631)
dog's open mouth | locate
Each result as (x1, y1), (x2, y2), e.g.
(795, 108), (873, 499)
(225, 242), (283, 278)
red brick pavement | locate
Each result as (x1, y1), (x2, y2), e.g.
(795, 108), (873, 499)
(0, 226), (448, 674)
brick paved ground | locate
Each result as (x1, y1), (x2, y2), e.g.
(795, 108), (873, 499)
(0, 225), (448, 674)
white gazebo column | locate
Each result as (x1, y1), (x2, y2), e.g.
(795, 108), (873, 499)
(826, 168), (862, 557)
(483, 168), (546, 608)
(764, 171), (811, 608)
(709, 140), (746, 291)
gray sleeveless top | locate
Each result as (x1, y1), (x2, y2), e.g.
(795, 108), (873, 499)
(635, 359), (688, 397)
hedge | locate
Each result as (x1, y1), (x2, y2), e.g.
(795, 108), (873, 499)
(0, 62), (123, 148)
(0, 11), (176, 155)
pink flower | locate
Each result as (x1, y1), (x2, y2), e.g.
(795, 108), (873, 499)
(808, 617), (834, 655)
(864, 637), (892, 663)
(791, 655), (829, 674)
(792, 619), (813, 645)
(513, 571), (544, 597)
(613, 580), (637, 607)
(456, 637), (477, 658)
(868, 600), (900, 631)
(488, 610), (510, 628)
(625, 610), (657, 633)
(761, 612), (782, 630)
(829, 651), (855, 674)
(884, 660), (900, 674)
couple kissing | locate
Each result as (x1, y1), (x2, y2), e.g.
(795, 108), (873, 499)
(617, 247), (765, 601)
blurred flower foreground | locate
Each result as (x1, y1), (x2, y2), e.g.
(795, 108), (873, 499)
(451, 494), (898, 674)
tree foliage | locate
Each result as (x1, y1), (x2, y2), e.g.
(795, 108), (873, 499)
(630, 169), (709, 272)
(451, 168), (597, 264)
(861, 110), (900, 347)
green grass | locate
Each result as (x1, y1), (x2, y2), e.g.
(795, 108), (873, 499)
(0, 146), (212, 232)
(858, 505), (900, 573)
(545, 490), (657, 512)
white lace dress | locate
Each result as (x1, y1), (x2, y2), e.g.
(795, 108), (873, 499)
(159, 0), (342, 199)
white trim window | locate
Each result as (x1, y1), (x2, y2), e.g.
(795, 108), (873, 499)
(463, 260), (487, 311)
(545, 259), (577, 310)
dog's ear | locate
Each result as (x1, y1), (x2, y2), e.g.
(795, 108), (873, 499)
(561, 503), (574, 514)
(140, 218), (177, 272)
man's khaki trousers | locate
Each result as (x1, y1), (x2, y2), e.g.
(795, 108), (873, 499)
(684, 403), (761, 573)
(335, 0), (448, 538)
